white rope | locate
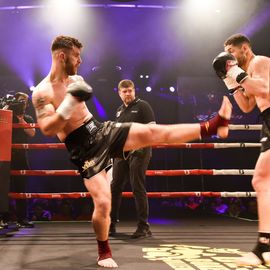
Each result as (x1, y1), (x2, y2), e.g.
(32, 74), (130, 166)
(214, 143), (261, 148)
(220, 192), (256, 197)
(213, 169), (254, 175)
(229, 124), (262, 130)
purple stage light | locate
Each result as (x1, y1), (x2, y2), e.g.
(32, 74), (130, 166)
(149, 218), (179, 225)
(0, 4), (180, 11)
(239, 3), (270, 37)
(93, 96), (107, 120)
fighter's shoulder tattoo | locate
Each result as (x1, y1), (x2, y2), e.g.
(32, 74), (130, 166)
(35, 97), (54, 118)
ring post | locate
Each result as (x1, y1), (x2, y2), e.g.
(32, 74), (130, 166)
(0, 109), (12, 213)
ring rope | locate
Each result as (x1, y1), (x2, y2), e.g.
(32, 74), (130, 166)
(13, 123), (262, 131)
(228, 124), (262, 130)
(9, 191), (256, 199)
(13, 143), (66, 149)
(9, 123), (258, 201)
(10, 169), (255, 176)
(12, 142), (261, 150)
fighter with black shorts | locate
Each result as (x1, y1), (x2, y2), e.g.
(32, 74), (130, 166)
(65, 118), (132, 179)
(33, 35), (232, 268)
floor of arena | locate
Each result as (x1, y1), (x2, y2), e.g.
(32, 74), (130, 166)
(0, 215), (265, 270)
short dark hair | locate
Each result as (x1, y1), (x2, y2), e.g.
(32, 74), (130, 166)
(224, 33), (251, 48)
(118, 79), (135, 90)
(51, 35), (83, 51)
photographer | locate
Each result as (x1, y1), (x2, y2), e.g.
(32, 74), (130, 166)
(8, 92), (35, 228)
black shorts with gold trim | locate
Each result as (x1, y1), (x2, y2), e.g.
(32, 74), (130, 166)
(64, 118), (131, 179)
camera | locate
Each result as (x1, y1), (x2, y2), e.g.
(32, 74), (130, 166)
(0, 94), (26, 115)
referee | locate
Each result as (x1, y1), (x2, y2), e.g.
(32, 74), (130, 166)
(110, 79), (156, 238)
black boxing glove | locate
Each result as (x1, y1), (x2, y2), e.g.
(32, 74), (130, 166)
(213, 52), (248, 83)
(67, 80), (93, 101)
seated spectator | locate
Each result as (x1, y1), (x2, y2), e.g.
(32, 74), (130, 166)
(32, 203), (52, 221)
(51, 200), (74, 221)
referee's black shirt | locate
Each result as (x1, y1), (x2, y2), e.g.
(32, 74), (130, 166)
(115, 97), (155, 124)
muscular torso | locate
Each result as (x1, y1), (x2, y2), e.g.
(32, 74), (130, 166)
(33, 75), (92, 142)
(247, 55), (270, 112)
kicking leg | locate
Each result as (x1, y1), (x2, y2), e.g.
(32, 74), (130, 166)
(124, 96), (232, 151)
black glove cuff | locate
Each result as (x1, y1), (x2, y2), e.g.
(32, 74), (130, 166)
(236, 72), (248, 84)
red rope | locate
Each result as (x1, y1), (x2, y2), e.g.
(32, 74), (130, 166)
(11, 170), (80, 176)
(146, 169), (214, 176)
(9, 191), (222, 199)
(12, 143), (66, 149)
(10, 169), (214, 176)
(11, 143), (216, 149)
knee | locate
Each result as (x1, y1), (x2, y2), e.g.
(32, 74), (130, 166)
(252, 175), (267, 192)
(94, 197), (111, 216)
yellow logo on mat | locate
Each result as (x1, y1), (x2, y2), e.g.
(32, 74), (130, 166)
(143, 244), (267, 269)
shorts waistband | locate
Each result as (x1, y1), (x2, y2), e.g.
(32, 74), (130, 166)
(64, 117), (101, 146)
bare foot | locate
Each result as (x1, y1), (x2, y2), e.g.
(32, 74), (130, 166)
(217, 96), (232, 139)
(236, 252), (262, 267)
(97, 257), (118, 268)
(236, 251), (270, 267)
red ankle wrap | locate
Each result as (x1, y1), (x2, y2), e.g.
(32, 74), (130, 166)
(200, 113), (229, 139)
(97, 239), (112, 261)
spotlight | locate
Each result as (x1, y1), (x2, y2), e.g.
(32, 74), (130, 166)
(140, 75), (144, 78)
(145, 75), (149, 79)
(169, 86), (175, 92)
(146, 86), (152, 92)
(29, 86), (36, 91)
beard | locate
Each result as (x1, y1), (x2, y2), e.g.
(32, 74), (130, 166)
(65, 57), (77, 75)
(124, 97), (133, 105)
(236, 51), (247, 68)
(237, 57), (245, 67)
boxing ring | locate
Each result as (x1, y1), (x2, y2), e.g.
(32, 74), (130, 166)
(10, 122), (260, 200)
(1, 109), (267, 270)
